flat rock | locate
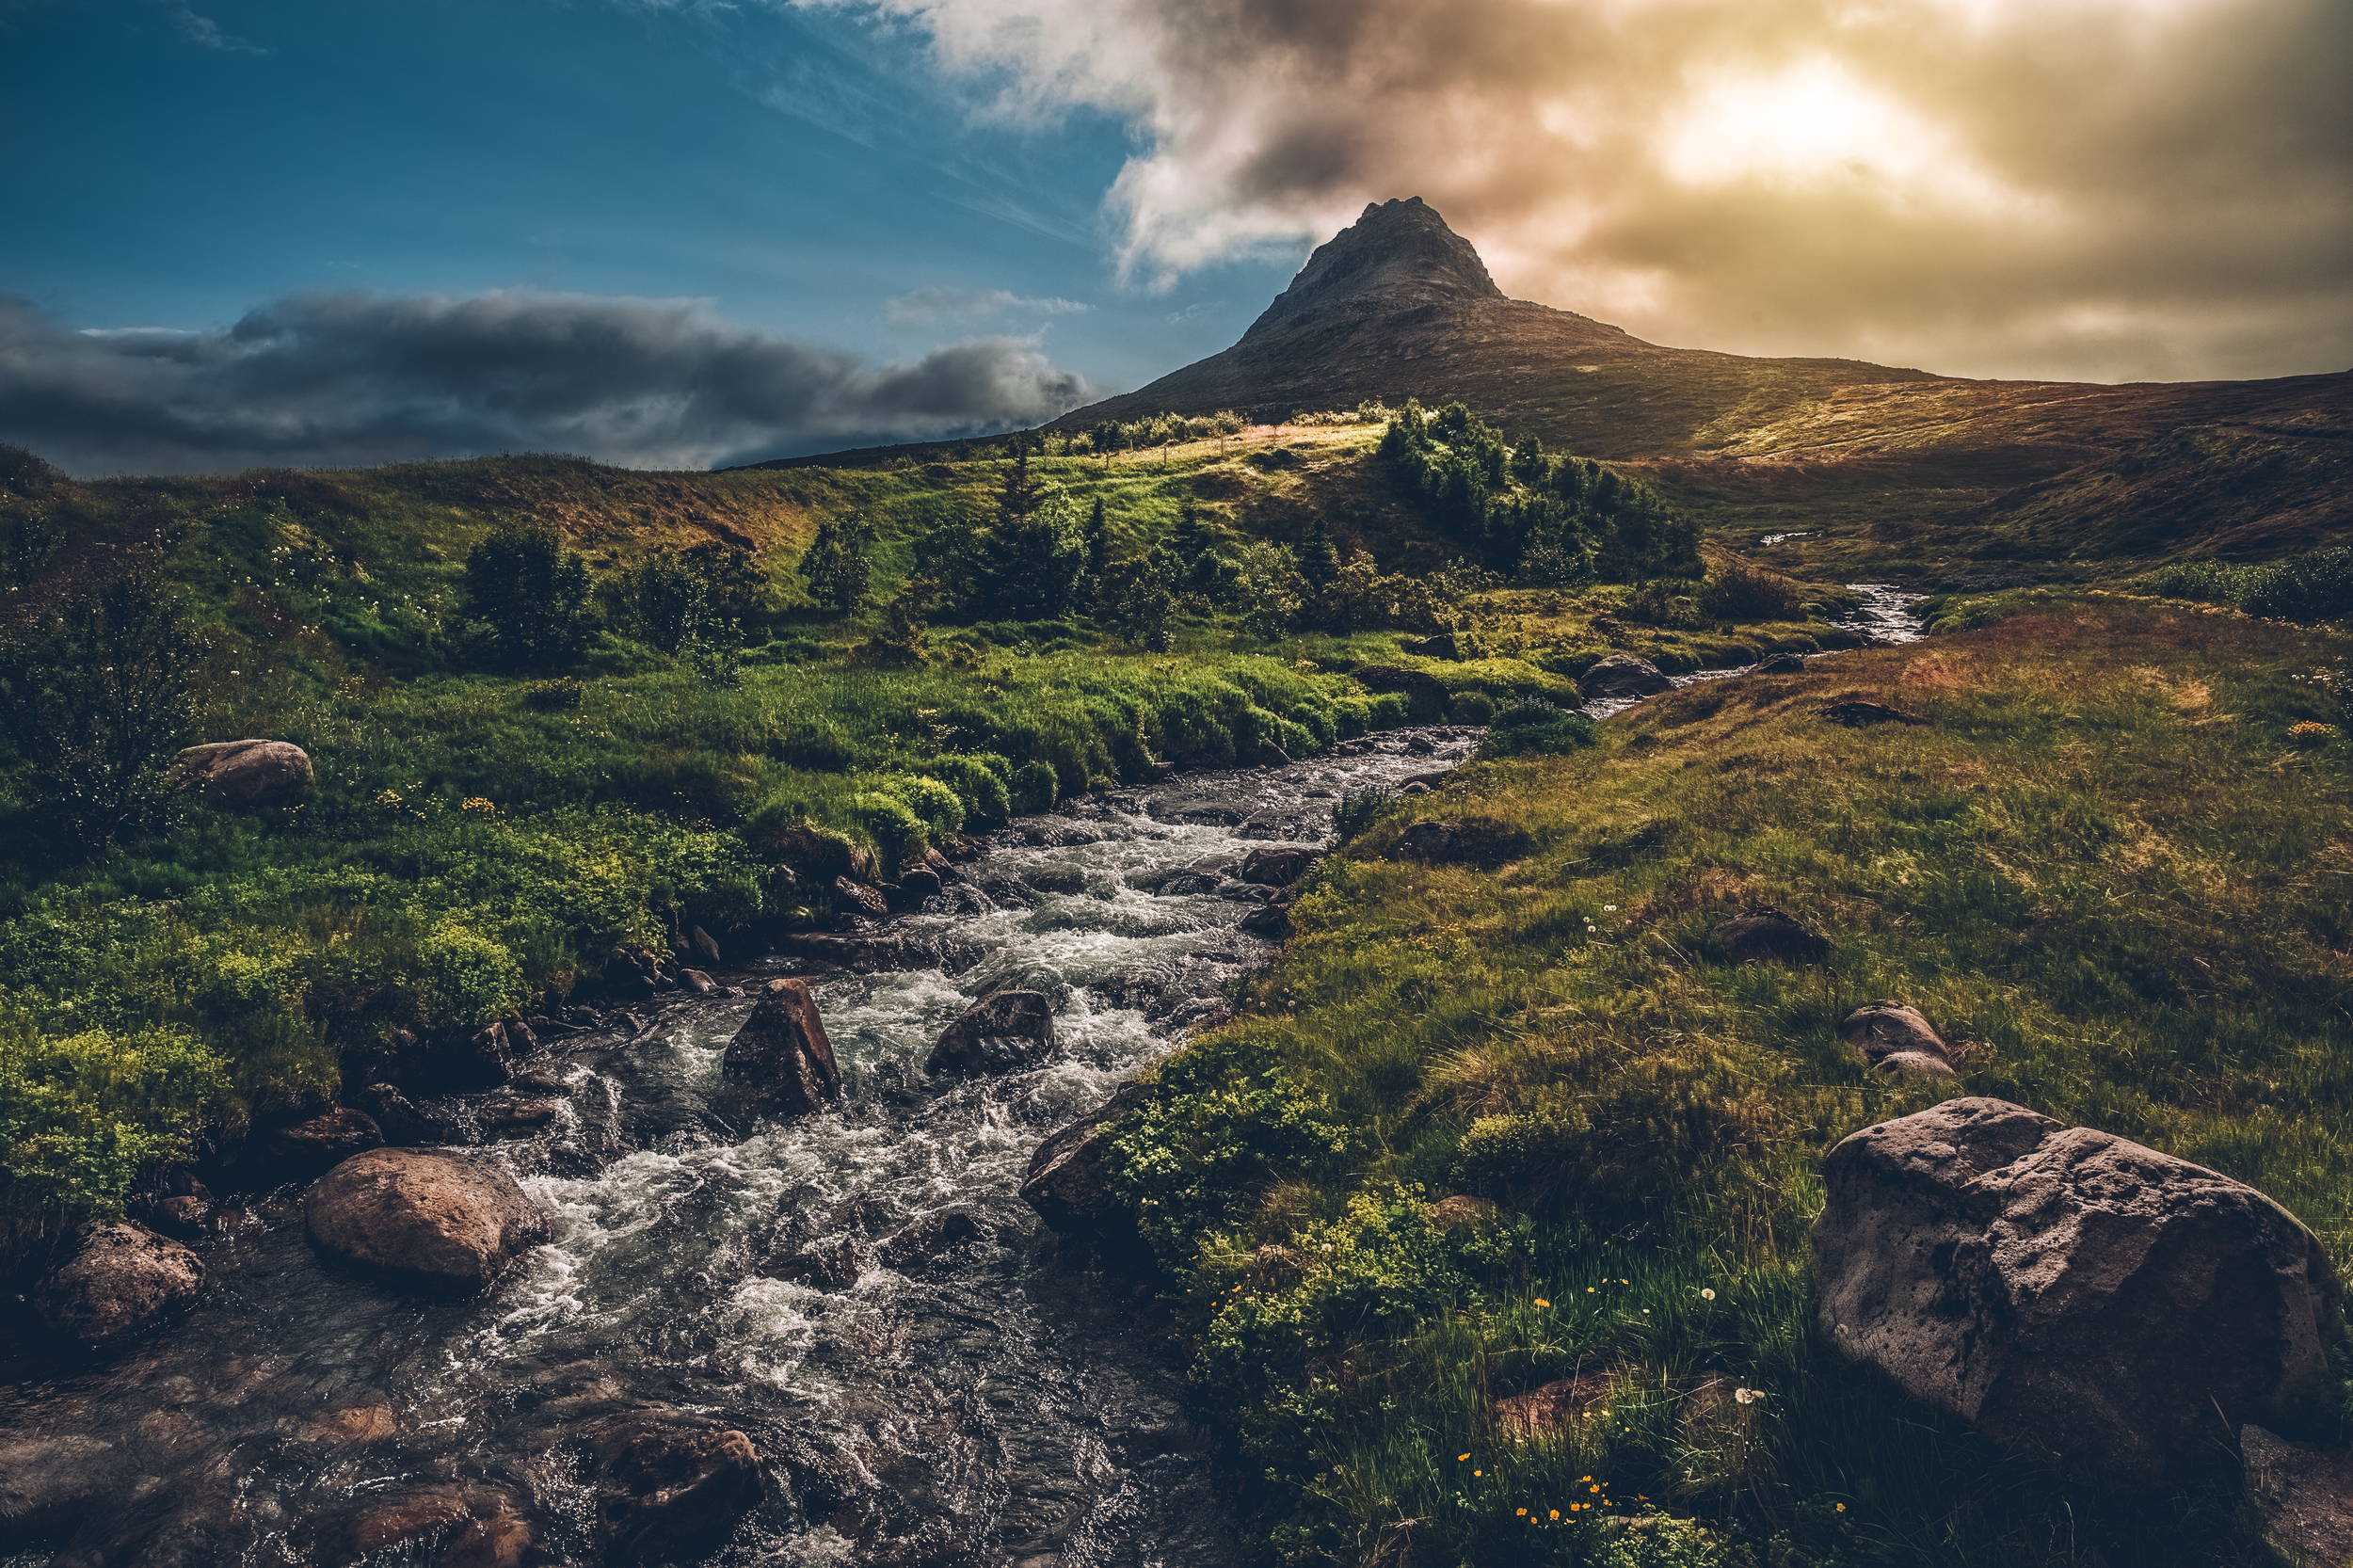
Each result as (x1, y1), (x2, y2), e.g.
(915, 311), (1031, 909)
(1580, 654), (1673, 700)
(926, 989), (1057, 1075)
(33, 1220), (205, 1351)
(722, 978), (840, 1118)
(1840, 1000), (1957, 1077)
(1718, 907), (1829, 965)
(1814, 1097), (2342, 1480)
(580, 1410), (763, 1566)
(172, 738), (313, 806)
(2243, 1423), (2353, 1567)
(773, 932), (936, 973)
(305, 1149), (550, 1294)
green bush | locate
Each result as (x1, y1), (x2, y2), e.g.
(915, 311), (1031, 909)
(846, 791), (928, 872)
(1699, 559), (1805, 621)
(2142, 547), (2353, 624)
(420, 920), (526, 1025)
(915, 754), (1011, 825)
(1475, 701), (1597, 760)
(881, 773), (966, 840)
(1010, 759), (1059, 815)
(1451, 690), (1497, 724)
(0, 1017), (227, 1218)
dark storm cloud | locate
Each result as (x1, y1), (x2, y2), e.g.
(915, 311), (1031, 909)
(0, 291), (1094, 476)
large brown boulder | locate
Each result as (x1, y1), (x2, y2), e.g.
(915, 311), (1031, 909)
(32, 1220), (205, 1351)
(721, 979), (840, 1118)
(1814, 1097), (2342, 1480)
(1019, 1081), (1150, 1237)
(925, 990), (1057, 1075)
(580, 1410), (763, 1565)
(305, 1149), (550, 1294)
(2243, 1424), (2353, 1568)
(172, 739), (314, 806)
(1579, 654), (1672, 701)
(1838, 1000), (1957, 1079)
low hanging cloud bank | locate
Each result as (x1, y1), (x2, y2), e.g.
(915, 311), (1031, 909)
(833, 0), (2353, 383)
(0, 291), (1094, 477)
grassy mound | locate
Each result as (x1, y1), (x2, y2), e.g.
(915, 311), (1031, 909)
(1106, 599), (2353, 1565)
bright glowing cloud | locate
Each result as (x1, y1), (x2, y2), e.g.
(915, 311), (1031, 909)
(806, 0), (2353, 381)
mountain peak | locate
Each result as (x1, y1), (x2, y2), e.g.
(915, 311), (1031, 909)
(1244, 198), (1503, 339)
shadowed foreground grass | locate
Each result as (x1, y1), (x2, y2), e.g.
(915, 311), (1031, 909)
(1109, 600), (2353, 1567)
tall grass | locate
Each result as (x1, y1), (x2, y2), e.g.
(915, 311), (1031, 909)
(1108, 601), (2353, 1566)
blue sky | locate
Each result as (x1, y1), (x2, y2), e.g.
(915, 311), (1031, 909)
(3, 0), (2345, 474)
(0, 0), (1302, 470)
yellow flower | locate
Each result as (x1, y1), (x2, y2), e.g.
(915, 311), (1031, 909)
(1534, 1298), (1549, 1307)
(1837, 1503), (1847, 1512)
(1549, 1510), (1560, 1520)
(1459, 1454), (1470, 1462)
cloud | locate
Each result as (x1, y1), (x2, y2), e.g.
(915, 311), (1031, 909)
(811, 0), (2353, 381)
(883, 286), (1089, 328)
(0, 291), (1094, 476)
(162, 1), (267, 53)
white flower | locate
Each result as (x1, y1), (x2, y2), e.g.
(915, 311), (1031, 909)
(1700, 1288), (1716, 1301)
(1603, 904), (1617, 913)
(1734, 1387), (1760, 1405)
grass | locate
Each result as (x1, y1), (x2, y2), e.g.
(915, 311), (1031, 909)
(1105, 599), (2353, 1566)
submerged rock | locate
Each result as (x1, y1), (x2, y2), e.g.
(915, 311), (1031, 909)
(1020, 1081), (1151, 1239)
(305, 1149), (550, 1294)
(33, 1220), (205, 1351)
(722, 979), (841, 1118)
(579, 1410), (763, 1566)
(927, 989), (1058, 1075)
(1814, 1097), (2342, 1480)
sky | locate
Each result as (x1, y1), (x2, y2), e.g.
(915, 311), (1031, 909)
(2, 0), (2345, 474)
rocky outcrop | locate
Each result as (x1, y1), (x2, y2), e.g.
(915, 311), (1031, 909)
(1392, 817), (1529, 869)
(265, 1108), (385, 1175)
(579, 1410), (763, 1566)
(1814, 1097), (2342, 1480)
(1718, 907), (1829, 965)
(32, 1220), (205, 1351)
(305, 1149), (550, 1294)
(1019, 1081), (1150, 1238)
(2243, 1424), (2353, 1568)
(1839, 1000), (1957, 1078)
(171, 739), (313, 806)
(721, 979), (840, 1118)
(832, 875), (890, 920)
(926, 990), (1057, 1075)
(1239, 846), (1318, 886)
(1580, 654), (1672, 701)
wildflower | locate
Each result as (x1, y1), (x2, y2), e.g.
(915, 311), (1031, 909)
(1734, 1387), (1760, 1405)
(1534, 1298), (1550, 1307)
(1836, 1503), (1847, 1512)
(1516, 1508), (1527, 1516)
(1603, 904), (1616, 912)
(1474, 1469), (1482, 1477)
(1459, 1454), (1470, 1462)
(1549, 1510), (1560, 1520)
(1587, 1287), (1595, 1293)
(1701, 1288), (1716, 1301)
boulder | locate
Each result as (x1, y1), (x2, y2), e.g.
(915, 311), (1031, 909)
(877, 1209), (990, 1273)
(305, 1149), (550, 1294)
(771, 932), (938, 974)
(265, 1108), (384, 1176)
(926, 990), (1057, 1075)
(1019, 1081), (1151, 1237)
(689, 924), (722, 966)
(171, 739), (313, 807)
(1392, 817), (1529, 869)
(32, 1220), (205, 1351)
(328, 1488), (534, 1568)
(680, 968), (715, 995)
(2243, 1424), (2353, 1568)
(350, 1082), (439, 1144)
(1580, 654), (1673, 701)
(1253, 741), (1294, 767)
(1238, 903), (1290, 937)
(1753, 652), (1808, 674)
(150, 1194), (214, 1239)
(1820, 699), (1919, 727)
(895, 866), (943, 904)
(1813, 1097), (2343, 1480)
(1351, 664), (1450, 722)
(832, 875), (890, 920)
(1718, 907), (1829, 965)
(721, 979), (840, 1118)
(1404, 632), (1459, 660)
(760, 1237), (874, 1291)
(580, 1410), (763, 1566)
(1840, 1000), (1958, 1077)
(1239, 846), (1318, 886)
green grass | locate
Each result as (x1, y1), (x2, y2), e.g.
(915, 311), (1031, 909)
(1105, 599), (2353, 1566)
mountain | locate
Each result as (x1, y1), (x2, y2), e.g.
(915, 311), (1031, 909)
(1049, 198), (2353, 561)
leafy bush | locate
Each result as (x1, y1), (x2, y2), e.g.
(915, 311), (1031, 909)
(1010, 759), (1059, 815)
(1, 1017), (228, 1218)
(420, 920), (526, 1025)
(2142, 547), (2353, 623)
(461, 522), (596, 667)
(1699, 559), (1805, 621)
(881, 773), (965, 840)
(1475, 701), (1596, 760)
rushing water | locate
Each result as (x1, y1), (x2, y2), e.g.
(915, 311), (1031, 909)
(1580, 584), (1925, 719)
(0, 596), (1929, 1567)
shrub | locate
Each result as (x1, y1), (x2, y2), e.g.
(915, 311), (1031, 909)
(1010, 759), (1058, 815)
(462, 522), (596, 668)
(0, 1017), (228, 1219)
(882, 774), (965, 840)
(846, 791), (927, 871)
(1450, 690), (1497, 724)
(420, 920), (526, 1025)
(1475, 704), (1596, 760)
(1333, 785), (1399, 842)
(1699, 559), (1805, 621)
(916, 754), (1011, 825)
(523, 677), (583, 710)
(2143, 547), (2353, 624)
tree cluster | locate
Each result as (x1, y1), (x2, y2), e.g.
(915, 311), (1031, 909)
(1380, 401), (1700, 583)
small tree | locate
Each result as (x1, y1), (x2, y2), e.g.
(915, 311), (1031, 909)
(1112, 544), (1179, 651)
(461, 522), (595, 668)
(799, 516), (875, 615)
(1082, 495), (1112, 606)
(0, 556), (204, 844)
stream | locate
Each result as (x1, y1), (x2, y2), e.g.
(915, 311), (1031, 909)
(0, 588), (1921, 1567)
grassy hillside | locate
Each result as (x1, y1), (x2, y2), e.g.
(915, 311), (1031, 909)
(1105, 597), (2353, 1566)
